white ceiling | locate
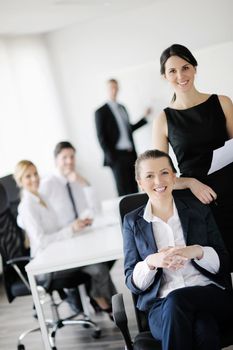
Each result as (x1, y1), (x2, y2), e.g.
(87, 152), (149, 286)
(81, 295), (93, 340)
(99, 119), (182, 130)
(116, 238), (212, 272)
(0, 0), (158, 35)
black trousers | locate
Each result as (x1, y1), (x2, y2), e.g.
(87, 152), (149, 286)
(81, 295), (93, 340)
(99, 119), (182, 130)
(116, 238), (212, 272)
(206, 163), (233, 270)
(148, 285), (233, 350)
(111, 150), (138, 196)
(189, 162), (233, 270)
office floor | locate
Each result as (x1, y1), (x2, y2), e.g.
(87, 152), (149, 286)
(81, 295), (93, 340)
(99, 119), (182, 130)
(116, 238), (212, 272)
(0, 258), (233, 350)
(0, 259), (137, 350)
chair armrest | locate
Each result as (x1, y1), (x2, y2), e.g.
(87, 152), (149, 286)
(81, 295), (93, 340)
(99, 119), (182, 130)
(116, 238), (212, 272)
(6, 256), (31, 292)
(112, 293), (133, 350)
(6, 256), (53, 292)
(6, 256), (31, 265)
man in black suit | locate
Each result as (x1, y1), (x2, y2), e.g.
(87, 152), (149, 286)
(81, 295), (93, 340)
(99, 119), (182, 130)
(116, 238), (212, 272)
(95, 78), (151, 196)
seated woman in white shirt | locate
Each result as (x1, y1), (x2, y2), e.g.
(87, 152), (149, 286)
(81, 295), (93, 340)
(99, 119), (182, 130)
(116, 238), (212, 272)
(14, 160), (116, 318)
(123, 149), (233, 350)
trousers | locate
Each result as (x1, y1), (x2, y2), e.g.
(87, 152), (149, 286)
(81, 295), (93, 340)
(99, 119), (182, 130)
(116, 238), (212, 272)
(37, 262), (116, 303)
(148, 284), (233, 350)
(111, 150), (138, 196)
(80, 263), (116, 302)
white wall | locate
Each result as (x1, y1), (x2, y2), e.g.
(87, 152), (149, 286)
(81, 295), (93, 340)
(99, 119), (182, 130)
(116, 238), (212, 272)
(0, 36), (68, 178)
(196, 42), (233, 98)
(45, 0), (233, 200)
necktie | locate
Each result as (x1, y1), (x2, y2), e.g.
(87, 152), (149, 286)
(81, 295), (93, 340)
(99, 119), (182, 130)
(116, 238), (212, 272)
(66, 182), (78, 219)
(117, 105), (128, 125)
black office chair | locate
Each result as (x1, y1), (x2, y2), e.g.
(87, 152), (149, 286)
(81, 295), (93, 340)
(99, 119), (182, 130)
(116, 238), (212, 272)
(112, 191), (233, 350)
(113, 192), (160, 350)
(0, 183), (101, 350)
(0, 174), (20, 219)
(0, 174), (101, 315)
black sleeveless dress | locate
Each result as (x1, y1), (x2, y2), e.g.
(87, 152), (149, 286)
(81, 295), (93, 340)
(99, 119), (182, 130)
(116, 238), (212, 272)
(164, 94), (233, 268)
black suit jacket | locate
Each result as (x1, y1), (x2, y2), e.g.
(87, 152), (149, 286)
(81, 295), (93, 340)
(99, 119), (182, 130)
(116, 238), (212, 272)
(95, 103), (147, 166)
(123, 193), (232, 312)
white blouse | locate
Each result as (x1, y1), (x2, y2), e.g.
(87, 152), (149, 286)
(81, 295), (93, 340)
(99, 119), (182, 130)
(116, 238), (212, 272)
(17, 190), (73, 257)
(133, 200), (220, 298)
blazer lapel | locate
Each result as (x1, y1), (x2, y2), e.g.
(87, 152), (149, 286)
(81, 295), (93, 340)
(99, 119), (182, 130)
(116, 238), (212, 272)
(105, 104), (117, 121)
(174, 196), (190, 243)
(136, 211), (158, 252)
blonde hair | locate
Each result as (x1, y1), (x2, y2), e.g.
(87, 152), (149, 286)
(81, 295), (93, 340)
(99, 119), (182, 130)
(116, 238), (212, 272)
(14, 160), (36, 187)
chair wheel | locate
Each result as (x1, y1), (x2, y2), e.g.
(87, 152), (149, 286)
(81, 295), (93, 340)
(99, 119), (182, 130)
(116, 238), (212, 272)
(92, 329), (101, 339)
(18, 345), (25, 350)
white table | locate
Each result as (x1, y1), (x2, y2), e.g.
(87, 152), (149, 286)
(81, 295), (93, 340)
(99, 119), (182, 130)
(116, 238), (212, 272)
(25, 198), (123, 350)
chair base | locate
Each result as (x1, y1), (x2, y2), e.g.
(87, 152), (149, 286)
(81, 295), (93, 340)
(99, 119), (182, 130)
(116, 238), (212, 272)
(17, 326), (41, 350)
(50, 314), (101, 347)
(17, 312), (101, 350)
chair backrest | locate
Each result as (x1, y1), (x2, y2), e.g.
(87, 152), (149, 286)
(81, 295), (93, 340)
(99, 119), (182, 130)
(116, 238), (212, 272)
(0, 183), (28, 302)
(119, 192), (148, 223)
(0, 174), (20, 219)
(119, 192), (150, 332)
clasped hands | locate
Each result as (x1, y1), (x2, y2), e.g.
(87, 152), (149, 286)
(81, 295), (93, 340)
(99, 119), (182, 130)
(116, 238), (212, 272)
(147, 245), (203, 271)
(72, 217), (93, 233)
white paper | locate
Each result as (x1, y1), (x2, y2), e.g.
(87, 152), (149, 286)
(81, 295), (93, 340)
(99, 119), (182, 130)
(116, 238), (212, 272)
(208, 139), (233, 174)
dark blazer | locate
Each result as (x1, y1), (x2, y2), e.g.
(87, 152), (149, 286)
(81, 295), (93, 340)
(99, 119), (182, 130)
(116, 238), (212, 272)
(95, 103), (147, 166)
(123, 193), (231, 312)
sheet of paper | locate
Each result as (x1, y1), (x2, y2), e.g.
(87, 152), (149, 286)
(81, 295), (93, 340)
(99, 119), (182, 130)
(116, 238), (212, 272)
(208, 138), (233, 174)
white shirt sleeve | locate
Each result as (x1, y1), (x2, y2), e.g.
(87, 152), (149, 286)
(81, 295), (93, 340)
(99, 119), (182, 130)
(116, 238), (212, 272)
(82, 186), (101, 215)
(132, 259), (157, 291)
(18, 201), (73, 257)
(194, 246), (220, 273)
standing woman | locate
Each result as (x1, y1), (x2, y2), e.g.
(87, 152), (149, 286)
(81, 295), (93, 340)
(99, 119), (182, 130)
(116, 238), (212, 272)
(153, 44), (233, 267)
(14, 160), (116, 316)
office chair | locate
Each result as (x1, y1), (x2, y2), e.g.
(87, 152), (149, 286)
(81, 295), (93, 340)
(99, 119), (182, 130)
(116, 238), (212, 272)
(0, 183), (101, 350)
(0, 174), (102, 315)
(112, 191), (233, 350)
(113, 192), (160, 350)
(0, 174), (20, 219)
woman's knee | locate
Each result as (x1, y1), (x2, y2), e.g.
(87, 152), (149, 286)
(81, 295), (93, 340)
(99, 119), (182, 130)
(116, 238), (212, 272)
(163, 289), (186, 311)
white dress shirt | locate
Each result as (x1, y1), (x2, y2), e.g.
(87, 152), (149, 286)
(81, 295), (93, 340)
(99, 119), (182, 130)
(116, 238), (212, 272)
(17, 190), (73, 257)
(133, 200), (220, 298)
(108, 101), (133, 150)
(40, 172), (98, 228)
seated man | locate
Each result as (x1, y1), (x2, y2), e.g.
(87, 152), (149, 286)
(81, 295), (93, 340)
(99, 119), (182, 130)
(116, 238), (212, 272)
(40, 141), (115, 313)
(123, 149), (233, 350)
(40, 141), (97, 227)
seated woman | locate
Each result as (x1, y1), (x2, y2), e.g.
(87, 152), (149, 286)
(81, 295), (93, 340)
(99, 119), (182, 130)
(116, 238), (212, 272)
(123, 149), (233, 350)
(14, 160), (116, 318)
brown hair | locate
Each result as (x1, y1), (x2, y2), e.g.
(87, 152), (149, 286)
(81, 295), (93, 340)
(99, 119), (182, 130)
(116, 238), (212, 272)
(54, 141), (76, 158)
(107, 78), (118, 84)
(135, 149), (177, 180)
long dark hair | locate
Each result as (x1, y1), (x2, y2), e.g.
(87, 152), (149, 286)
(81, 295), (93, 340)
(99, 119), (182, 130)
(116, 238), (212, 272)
(160, 44), (198, 102)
